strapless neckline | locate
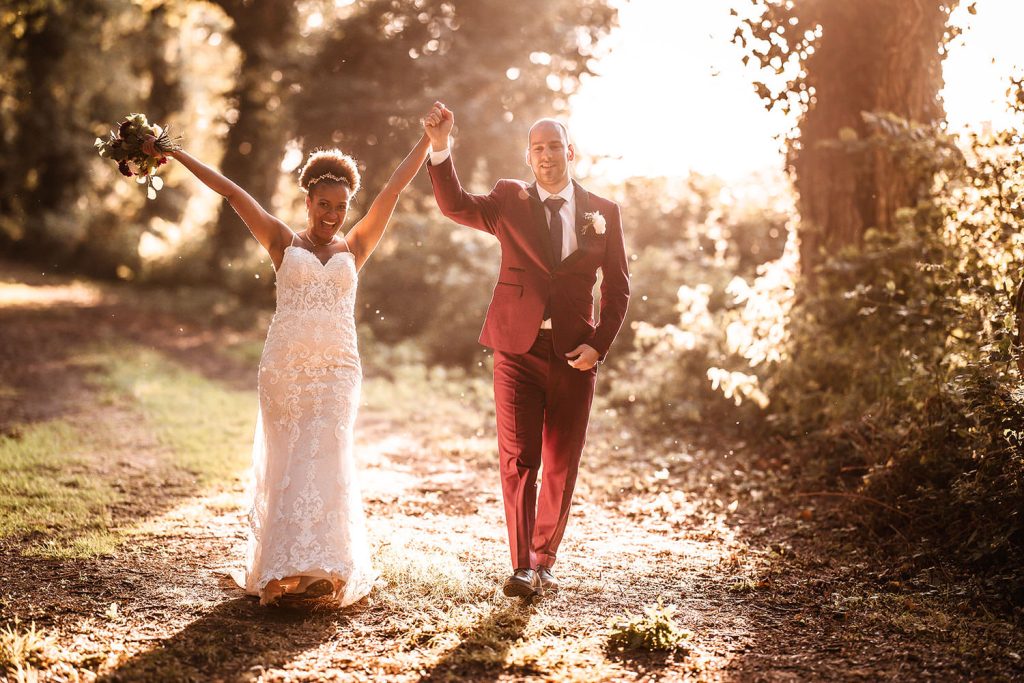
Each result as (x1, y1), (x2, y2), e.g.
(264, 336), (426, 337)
(283, 244), (355, 269)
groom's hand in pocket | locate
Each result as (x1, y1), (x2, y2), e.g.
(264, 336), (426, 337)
(566, 344), (599, 371)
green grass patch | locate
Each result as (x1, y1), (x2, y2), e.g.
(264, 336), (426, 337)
(606, 600), (692, 653)
(362, 362), (493, 427)
(95, 342), (255, 487)
(220, 338), (265, 367)
(2, 331), (490, 562)
(1, 340), (255, 559)
(0, 421), (120, 558)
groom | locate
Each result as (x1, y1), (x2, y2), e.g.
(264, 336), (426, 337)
(423, 103), (630, 597)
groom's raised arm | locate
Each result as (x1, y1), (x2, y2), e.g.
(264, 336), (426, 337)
(424, 103), (502, 235)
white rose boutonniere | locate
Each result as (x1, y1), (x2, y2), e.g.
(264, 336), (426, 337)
(584, 211), (607, 235)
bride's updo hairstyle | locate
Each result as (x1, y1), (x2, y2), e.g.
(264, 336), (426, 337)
(298, 149), (361, 196)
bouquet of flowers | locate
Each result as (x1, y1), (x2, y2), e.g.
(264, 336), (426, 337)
(95, 113), (181, 199)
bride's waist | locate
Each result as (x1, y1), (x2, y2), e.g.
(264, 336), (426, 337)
(270, 309), (356, 325)
(260, 339), (360, 364)
(265, 319), (357, 343)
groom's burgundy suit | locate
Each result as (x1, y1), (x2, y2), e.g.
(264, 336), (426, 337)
(428, 156), (630, 569)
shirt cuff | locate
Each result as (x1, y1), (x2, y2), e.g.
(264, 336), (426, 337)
(429, 147), (451, 166)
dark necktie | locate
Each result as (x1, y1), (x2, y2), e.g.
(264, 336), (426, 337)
(544, 196), (566, 264)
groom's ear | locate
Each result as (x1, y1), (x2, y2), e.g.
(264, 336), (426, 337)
(524, 148), (530, 166)
(567, 143), (576, 162)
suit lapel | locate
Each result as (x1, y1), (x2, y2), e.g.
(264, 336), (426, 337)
(526, 183), (556, 269)
(573, 180), (590, 246)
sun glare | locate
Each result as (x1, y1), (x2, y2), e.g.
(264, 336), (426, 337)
(570, 0), (1024, 183)
(943, 2), (1024, 133)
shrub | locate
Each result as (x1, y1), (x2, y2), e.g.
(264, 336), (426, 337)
(720, 108), (1024, 587)
(606, 601), (692, 653)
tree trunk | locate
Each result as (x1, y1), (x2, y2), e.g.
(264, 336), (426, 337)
(792, 0), (954, 272)
(139, 4), (185, 225)
(207, 0), (297, 275)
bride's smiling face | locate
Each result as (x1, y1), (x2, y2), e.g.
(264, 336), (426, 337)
(305, 182), (351, 241)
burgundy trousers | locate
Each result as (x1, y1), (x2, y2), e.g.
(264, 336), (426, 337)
(492, 328), (597, 570)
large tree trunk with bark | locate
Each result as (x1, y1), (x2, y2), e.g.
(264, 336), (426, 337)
(791, 0), (954, 272)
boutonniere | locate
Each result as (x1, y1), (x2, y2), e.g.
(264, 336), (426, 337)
(583, 211), (606, 235)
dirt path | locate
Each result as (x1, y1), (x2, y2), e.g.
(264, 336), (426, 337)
(1, 262), (1022, 682)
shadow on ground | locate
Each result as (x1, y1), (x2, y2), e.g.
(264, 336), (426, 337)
(99, 597), (353, 682)
(421, 600), (533, 682)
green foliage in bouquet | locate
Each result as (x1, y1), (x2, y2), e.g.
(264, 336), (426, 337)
(94, 113), (180, 199)
(606, 600), (692, 653)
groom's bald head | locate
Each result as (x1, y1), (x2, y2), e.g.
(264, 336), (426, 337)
(529, 118), (570, 146)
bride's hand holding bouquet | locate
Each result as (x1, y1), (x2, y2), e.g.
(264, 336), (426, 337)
(94, 113), (180, 199)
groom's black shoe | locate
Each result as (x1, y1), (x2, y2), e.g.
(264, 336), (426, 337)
(502, 568), (541, 598)
(536, 566), (559, 593)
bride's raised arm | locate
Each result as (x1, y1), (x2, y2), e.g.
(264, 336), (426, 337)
(346, 132), (432, 271)
(144, 138), (291, 264)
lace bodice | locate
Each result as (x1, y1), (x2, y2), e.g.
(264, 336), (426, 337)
(273, 245), (358, 319)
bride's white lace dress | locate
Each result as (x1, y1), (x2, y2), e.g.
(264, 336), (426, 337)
(237, 243), (376, 605)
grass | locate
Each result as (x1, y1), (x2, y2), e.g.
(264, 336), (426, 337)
(365, 523), (641, 681)
(0, 620), (57, 674)
(94, 342), (255, 487)
(0, 340), (254, 559)
(606, 600), (692, 653)
(0, 421), (120, 559)
(362, 362), (493, 425)
(376, 529), (495, 608)
(220, 338), (265, 367)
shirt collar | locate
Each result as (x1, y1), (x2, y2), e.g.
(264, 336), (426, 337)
(537, 180), (574, 205)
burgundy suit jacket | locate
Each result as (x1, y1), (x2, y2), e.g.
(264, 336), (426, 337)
(428, 156), (630, 359)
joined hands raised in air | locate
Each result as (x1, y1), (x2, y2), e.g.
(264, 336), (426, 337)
(423, 102), (455, 151)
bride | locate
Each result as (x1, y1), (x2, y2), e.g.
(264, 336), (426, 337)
(145, 126), (431, 606)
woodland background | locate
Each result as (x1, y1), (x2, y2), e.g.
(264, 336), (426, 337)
(2, 0), (1024, 678)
